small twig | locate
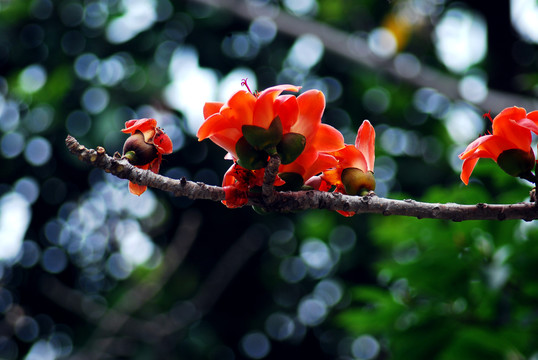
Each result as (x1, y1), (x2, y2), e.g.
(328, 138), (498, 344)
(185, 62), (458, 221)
(66, 135), (538, 221)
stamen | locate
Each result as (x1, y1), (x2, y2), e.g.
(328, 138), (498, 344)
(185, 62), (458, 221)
(483, 111), (493, 123)
(241, 78), (253, 94)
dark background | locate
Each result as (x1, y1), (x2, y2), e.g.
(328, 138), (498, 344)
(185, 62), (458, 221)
(1, 0), (538, 359)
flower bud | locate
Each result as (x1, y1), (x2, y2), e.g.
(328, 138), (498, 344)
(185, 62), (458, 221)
(496, 148), (535, 177)
(341, 168), (376, 195)
(122, 131), (158, 165)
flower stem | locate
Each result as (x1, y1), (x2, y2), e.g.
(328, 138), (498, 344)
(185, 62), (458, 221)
(262, 154), (281, 205)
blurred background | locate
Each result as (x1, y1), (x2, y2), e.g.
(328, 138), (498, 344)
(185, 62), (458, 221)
(1, 0), (538, 359)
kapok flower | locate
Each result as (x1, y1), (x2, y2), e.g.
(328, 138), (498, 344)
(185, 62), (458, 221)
(197, 84), (345, 189)
(311, 120), (376, 217)
(320, 120), (376, 194)
(121, 118), (173, 195)
(459, 107), (538, 185)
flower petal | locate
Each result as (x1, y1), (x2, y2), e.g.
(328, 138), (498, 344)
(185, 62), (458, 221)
(148, 154), (162, 174)
(310, 124), (345, 152)
(460, 157), (479, 185)
(274, 95), (299, 132)
(128, 163), (150, 196)
(154, 130), (173, 154)
(122, 118), (158, 134)
(203, 102), (224, 118)
(355, 120), (376, 172)
(220, 90), (257, 126)
(303, 152), (338, 181)
(333, 145), (368, 172)
(253, 85), (300, 128)
(197, 113), (233, 140)
(129, 182), (147, 196)
(122, 118), (157, 143)
(291, 90), (325, 139)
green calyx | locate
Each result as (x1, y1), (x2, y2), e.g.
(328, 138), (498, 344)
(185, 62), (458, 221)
(236, 137), (268, 170)
(277, 133), (306, 165)
(276, 172), (304, 191)
(497, 148), (536, 178)
(341, 168), (376, 196)
(240, 116), (307, 168)
(242, 116), (283, 153)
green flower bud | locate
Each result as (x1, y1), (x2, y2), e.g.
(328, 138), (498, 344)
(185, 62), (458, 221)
(236, 136), (268, 170)
(497, 148), (535, 177)
(277, 132), (306, 165)
(341, 168), (376, 195)
(122, 131), (158, 165)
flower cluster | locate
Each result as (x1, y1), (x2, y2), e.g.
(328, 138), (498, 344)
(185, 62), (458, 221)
(459, 107), (538, 185)
(197, 84), (376, 214)
(121, 118), (173, 195)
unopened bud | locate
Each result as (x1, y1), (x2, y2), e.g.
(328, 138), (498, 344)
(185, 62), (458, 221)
(341, 168), (376, 195)
(122, 131), (158, 165)
(497, 148), (535, 177)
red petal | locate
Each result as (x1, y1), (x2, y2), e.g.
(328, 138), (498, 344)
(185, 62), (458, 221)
(310, 124), (345, 152)
(221, 90), (256, 126)
(291, 90), (324, 139)
(154, 130), (173, 154)
(122, 118), (157, 134)
(303, 153), (338, 181)
(129, 182), (147, 196)
(148, 155), (162, 174)
(128, 163), (150, 195)
(197, 113), (233, 140)
(460, 157), (479, 185)
(274, 95), (299, 132)
(203, 102), (224, 118)
(253, 85), (300, 128)
(355, 120), (376, 172)
(333, 145), (368, 172)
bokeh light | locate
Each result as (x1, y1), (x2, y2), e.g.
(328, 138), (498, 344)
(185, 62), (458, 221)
(434, 8), (487, 73)
(241, 332), (271, 359)
(351, 335), (380, 360)
(0, 193), (30, 262)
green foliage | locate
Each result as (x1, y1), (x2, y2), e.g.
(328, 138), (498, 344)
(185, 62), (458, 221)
(336, 185), (538, 358)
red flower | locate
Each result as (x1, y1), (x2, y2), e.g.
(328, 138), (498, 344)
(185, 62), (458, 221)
(121, 118), (173, 195)
(316, 120), (376, 217)
(198, 84), (344, 189)
(321, 120), (376, 191)
(459, 107), (538, 185)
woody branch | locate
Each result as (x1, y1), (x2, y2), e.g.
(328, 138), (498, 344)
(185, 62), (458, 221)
(66, 135), (538, 221)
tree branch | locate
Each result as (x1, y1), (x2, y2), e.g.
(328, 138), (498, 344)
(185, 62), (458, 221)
(189, 0), (538, 114)
(66, 135), (538, 221)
